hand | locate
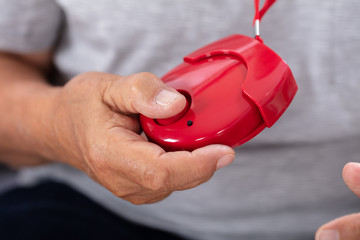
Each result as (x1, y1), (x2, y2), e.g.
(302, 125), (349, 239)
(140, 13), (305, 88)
(316, 162), (360, 240)
(50, 72), (235, 204)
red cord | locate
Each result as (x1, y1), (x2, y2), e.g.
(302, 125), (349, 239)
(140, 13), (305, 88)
(253, 0), (277, 25)
(253, 0), (277, 42)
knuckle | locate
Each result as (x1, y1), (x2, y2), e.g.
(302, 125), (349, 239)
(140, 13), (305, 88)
(129, 77), (142, 96)
(198, 163), (215, 180)
(111, 183), (142, 200)
(132, 199), (148, 205)
(113, 190), (136, 201)
(87, 146), (111, 173)
(133, 72), (157, 80)
(142, 166), (170, 191)
(127, 72), (157, 93)
(126, 197), (149, 205)
(124, 75), (143, 99)
(193, 153), (216, 178)
(112, 189), (127, 199)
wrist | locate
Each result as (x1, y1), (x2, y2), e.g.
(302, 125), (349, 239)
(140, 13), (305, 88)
(30, 85), (64, 163)
(0, 82), (62, 166)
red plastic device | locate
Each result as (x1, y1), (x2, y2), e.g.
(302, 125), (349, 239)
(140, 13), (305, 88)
(140, 34), (297, 151)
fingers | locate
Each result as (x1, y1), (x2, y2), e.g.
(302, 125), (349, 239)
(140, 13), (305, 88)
(103, 72), (187, 119)
(316, 213), (360, 240)
(158, 145), (236, 190)
(117, 139), (235, 192)
(92, 126), (235, 204)
(343, 162), (360, 198)
(122, 191), (172, 205)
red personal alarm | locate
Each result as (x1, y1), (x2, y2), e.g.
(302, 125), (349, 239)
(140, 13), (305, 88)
(140, 0), (298, 151)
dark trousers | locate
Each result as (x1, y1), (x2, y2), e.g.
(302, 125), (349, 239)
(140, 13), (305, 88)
(0, 181), (186, 240)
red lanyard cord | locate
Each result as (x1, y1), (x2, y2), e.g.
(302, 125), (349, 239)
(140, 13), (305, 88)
(253, 0), (277, 42)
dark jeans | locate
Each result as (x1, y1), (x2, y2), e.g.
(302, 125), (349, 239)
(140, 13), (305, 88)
(0, 181), (186, 240)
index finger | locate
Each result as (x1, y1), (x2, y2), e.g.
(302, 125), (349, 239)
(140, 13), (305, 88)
(343, 162), (360, 198)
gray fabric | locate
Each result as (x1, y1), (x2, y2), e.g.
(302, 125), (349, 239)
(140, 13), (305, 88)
(1, 0), (360, 239)
(0, 0), (63, 53)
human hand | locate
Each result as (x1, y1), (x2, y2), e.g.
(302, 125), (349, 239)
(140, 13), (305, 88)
(316, 162), (360, 240)
(50, 72), (235, 204)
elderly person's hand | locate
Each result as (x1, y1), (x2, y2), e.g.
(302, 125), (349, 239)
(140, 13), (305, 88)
(316, 162), (360, 240)
(50, 71), (235, 204)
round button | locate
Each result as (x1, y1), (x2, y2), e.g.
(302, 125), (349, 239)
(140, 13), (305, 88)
(156, 90), (191, 126)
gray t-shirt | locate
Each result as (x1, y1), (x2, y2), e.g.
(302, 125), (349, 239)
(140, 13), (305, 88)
(0, 1), (360, 239)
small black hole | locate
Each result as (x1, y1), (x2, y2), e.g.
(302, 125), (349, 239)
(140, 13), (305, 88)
(187, 120), (193, 127)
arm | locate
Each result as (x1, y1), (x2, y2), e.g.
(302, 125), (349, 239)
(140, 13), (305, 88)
(0, 51), (59, 167)
(0, 51), (235, 204)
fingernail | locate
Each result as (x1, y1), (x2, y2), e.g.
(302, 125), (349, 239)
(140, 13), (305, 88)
(317, 230), (339, 240)
(216, 154), (235, 170)
(155, 89), (181, 106)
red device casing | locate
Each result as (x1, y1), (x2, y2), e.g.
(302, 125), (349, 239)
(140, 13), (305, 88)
(140, 34), (298, 151)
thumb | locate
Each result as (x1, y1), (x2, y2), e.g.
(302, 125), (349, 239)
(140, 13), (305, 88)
(316, 213), (360, 240)
(315, 162), (360, 240)
(104, 72), (187, 119)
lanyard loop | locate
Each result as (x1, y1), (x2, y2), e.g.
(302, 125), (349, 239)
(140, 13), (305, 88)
(253, 0), (277, 42)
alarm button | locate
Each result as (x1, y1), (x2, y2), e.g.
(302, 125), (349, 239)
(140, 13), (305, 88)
(156, 90), (191, 126)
